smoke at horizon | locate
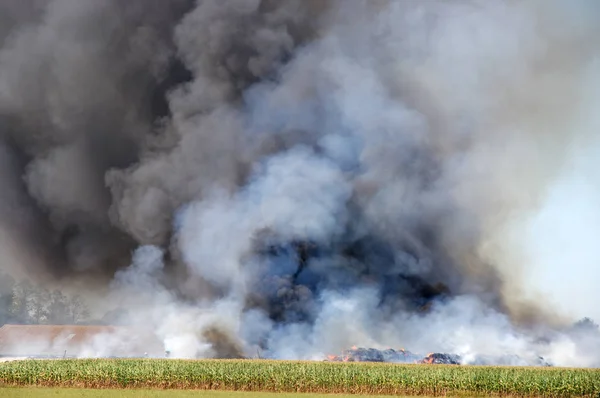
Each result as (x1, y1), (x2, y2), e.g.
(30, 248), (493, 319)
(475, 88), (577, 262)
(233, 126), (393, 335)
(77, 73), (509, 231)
(1, 0), (600, 366)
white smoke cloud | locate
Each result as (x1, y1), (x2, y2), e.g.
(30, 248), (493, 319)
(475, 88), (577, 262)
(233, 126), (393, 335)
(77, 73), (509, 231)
(2, 0), (600, 367)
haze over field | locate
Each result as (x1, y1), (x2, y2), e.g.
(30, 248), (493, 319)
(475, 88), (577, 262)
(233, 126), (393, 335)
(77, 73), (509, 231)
(0, 0), (599, 366)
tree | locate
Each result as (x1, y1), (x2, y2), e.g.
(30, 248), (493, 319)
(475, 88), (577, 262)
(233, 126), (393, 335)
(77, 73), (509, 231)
(47, 290), (70, 324)
(10, 280), (34, 324)
(27, 287), (50, 324)
(572, 317), (599, 334)
(1, 276), (92, 325)
(0, 272), (15, 325)
(67, 294), (90, 324)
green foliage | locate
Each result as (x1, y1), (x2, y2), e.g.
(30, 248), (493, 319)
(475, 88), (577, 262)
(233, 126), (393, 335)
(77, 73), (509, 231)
(1, 359), (600, 397)
(8, 280), (33, 323)
(0, 272), (15, 325)
(0, 273), (90, 325)
(573, 318), (600, 333)
(66, 295), (90, 324)
(47, 290), (70, 324)
(1, 388), (399, 398)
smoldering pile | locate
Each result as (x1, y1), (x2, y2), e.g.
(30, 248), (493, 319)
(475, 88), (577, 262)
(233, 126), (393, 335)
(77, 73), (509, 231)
(324, 346), (552, 367)
(0, 0), (600, 367)
(326, 347), (442, 365)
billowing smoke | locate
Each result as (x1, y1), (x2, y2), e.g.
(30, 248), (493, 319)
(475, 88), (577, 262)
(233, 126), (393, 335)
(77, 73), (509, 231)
(1, 0), (600, 366)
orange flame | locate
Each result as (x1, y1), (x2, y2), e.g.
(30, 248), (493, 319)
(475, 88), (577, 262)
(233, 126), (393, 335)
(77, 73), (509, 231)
(421, 353), (435, 364)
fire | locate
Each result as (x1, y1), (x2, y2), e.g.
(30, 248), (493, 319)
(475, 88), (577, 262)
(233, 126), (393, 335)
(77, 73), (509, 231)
(323, 347), (554, 367)
(422, 355), (435, 364)
(324, 347), (461, 365)
(419, 352), (461, 365)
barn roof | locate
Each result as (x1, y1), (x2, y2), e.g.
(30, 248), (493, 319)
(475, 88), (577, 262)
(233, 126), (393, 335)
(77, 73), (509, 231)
(0, 324), (165, 357)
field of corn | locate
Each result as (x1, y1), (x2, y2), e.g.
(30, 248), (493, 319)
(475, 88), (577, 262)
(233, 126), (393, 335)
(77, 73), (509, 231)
(1, 359), (600, 397)
(2, 389), (399, 398)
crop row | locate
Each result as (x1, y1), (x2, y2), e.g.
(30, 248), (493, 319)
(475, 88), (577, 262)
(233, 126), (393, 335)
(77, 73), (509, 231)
(1, 359), (599, 397)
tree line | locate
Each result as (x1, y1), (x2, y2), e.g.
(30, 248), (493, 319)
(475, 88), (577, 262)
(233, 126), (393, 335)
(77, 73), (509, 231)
(0, 272), (90, 325)
(0, 270), (597, 333)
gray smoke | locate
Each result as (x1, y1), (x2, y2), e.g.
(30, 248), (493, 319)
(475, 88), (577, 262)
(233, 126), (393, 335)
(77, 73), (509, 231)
(1, 0), (600, 366)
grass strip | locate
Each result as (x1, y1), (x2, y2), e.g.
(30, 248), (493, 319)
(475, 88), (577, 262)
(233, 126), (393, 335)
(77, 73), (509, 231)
(1, 359), (599, 397)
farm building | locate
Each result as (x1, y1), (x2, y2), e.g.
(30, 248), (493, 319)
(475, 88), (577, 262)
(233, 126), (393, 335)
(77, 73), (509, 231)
(0, 324), (165, 358)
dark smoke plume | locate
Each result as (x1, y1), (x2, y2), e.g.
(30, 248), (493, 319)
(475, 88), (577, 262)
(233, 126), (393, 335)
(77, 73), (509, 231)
(1, 0), (600, 366)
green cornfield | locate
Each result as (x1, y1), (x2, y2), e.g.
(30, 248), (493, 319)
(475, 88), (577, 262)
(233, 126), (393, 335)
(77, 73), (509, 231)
(1, 359), (599, 397)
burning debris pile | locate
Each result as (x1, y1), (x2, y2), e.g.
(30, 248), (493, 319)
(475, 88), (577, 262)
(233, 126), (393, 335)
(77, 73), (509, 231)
(421, 353), (462, 365)
(325, 347), (552, 367)
(326, 347), (459, 365)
